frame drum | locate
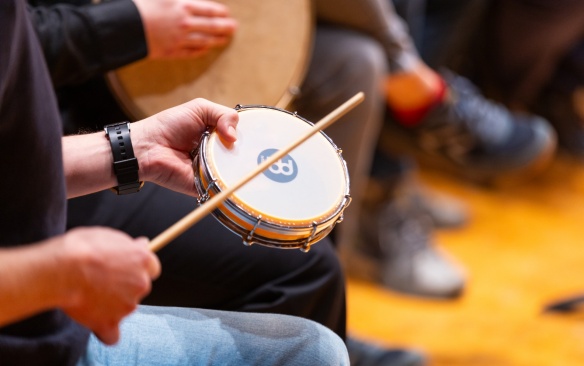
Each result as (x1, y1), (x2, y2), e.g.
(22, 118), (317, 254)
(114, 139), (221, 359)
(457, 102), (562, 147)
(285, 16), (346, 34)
(192, 105), (351, 252)
(107, 0), (314, 120)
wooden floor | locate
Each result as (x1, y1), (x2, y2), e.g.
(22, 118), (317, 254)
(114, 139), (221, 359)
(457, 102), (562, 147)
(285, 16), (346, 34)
(345, 154), (584, 366)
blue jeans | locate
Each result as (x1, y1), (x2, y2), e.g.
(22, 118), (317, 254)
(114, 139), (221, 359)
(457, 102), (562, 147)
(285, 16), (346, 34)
(77, 305), (349, 366)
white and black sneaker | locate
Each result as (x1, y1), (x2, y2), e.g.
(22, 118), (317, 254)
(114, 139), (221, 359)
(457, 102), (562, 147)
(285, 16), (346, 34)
(347, 174), (466, 300)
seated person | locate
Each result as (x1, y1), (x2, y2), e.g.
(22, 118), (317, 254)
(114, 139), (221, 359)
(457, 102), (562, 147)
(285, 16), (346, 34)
(0, 1), (349, 365)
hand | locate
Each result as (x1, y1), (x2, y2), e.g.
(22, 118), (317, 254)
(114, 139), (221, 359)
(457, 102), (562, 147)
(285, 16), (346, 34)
(57, 227), (160, 345)
(132, 98), (238, 196)
(133, 0), (238, 59)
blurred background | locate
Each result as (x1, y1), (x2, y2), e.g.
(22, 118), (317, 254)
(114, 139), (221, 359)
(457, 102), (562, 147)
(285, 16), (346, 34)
(346, 153), (584, 365)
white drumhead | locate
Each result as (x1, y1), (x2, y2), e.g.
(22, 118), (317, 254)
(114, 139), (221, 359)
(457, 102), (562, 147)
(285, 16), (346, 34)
(206, 107), (347, 225)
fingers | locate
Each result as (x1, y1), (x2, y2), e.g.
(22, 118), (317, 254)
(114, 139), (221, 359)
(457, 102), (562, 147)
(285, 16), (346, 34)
(184, 0), (231, 18)
(183, 32), (231, 49)
(196, 98), (238, 142)
(180, 1), (238, 48)
(179, 15), (237, 50)
(135, 236), (161, 280)
(183, 14), (238, 36)
(161, 16), (237, 58)
(220, 121), (238, 142)
(147, 253), (161, 280)
(215, 110), (238, 142)
(58, 229), (159, 347)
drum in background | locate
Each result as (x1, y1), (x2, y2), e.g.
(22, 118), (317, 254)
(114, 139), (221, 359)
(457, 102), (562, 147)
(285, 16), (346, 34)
(192, 106), (351, 252)
(107, 0), (314, 120)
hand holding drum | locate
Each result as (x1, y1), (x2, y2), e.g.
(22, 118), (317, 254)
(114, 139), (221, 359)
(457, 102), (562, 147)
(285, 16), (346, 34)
(149, 92), (365, 252)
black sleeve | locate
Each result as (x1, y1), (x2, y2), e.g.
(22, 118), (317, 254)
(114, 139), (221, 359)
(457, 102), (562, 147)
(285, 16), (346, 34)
(28, 0), (148, 87)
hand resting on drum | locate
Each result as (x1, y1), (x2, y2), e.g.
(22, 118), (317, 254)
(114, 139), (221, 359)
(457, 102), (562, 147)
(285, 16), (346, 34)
(62, 98), (238, 198)
(133, 0), (238, 59)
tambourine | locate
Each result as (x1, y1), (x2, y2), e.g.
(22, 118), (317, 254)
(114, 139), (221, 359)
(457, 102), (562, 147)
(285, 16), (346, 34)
(192, 105), (351, 252)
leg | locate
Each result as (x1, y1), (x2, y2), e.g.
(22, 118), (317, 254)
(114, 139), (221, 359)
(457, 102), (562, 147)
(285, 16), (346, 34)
(66, 183), (347, 339)
(294, 25), (387, 250)
(77, 305), (349, 366)
(314, 0), (419, 70)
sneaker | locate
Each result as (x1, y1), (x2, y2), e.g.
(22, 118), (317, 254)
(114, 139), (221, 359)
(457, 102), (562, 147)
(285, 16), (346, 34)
(347, 176), (466, 299)
(384, 69), (556, 184)
(414, 184), (469, 229)
(346, 337), (426, 366)
(369, 152), (469, 230)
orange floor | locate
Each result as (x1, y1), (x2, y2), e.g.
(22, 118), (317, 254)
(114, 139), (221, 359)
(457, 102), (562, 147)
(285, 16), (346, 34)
(345, 154), (584, 366)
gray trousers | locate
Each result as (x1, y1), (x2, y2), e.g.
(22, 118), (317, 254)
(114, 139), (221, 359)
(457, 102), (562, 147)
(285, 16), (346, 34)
(315, 0), (420, 71)
(295, 25), (387, 250)
(293, 0), (421, 249)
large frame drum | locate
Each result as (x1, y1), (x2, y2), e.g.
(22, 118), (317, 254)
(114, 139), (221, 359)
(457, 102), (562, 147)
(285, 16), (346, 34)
(107, 0), (314, 119)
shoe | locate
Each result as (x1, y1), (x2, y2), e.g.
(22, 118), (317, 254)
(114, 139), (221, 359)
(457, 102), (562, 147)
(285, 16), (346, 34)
(373, 196), (465, 298)
(369, 152), (469, 230)
(535, 86), (584, 158)
(384, 69), (556, 184)
(346, 337), (426, 366)
(414, 185), (469, 229)
(348, 176), (466, 299)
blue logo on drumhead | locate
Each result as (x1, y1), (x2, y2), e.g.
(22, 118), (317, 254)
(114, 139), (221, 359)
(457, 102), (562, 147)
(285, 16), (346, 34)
(258, 148), (298, 183)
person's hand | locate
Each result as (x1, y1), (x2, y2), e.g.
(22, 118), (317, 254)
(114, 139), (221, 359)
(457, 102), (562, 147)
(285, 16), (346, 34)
(56, 227), (160, 345)
(131, 98), (238, 196)
(132, 0), (238, 59)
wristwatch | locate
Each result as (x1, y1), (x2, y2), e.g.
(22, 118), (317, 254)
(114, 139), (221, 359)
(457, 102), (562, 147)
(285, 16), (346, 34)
(104, 122), (144, 195)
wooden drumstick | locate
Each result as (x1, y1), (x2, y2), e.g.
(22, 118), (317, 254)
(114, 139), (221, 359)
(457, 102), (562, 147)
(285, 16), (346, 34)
(148, 91), (365, 252)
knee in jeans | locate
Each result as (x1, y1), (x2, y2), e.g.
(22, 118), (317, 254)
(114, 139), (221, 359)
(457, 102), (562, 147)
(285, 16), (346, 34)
(278, 314), (350, 366)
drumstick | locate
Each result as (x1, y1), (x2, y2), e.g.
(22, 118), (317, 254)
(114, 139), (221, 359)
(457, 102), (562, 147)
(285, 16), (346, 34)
(149, 91), (365, 252)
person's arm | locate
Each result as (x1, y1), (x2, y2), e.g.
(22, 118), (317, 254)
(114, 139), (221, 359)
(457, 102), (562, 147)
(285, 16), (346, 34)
(0, 242), (72, 327)
(28, 0), (237, 87)
(0, 227), (160, 345)
(62, 97), (238, 198)
(28, 0), (147, 87)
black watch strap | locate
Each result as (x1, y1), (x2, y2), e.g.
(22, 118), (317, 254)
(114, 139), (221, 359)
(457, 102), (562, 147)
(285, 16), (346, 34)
(104, 122), (144, 195)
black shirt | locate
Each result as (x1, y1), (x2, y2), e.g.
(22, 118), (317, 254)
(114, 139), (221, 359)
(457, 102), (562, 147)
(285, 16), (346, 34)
(28, 0), (148, 133)
(0, 0), (89, 364)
